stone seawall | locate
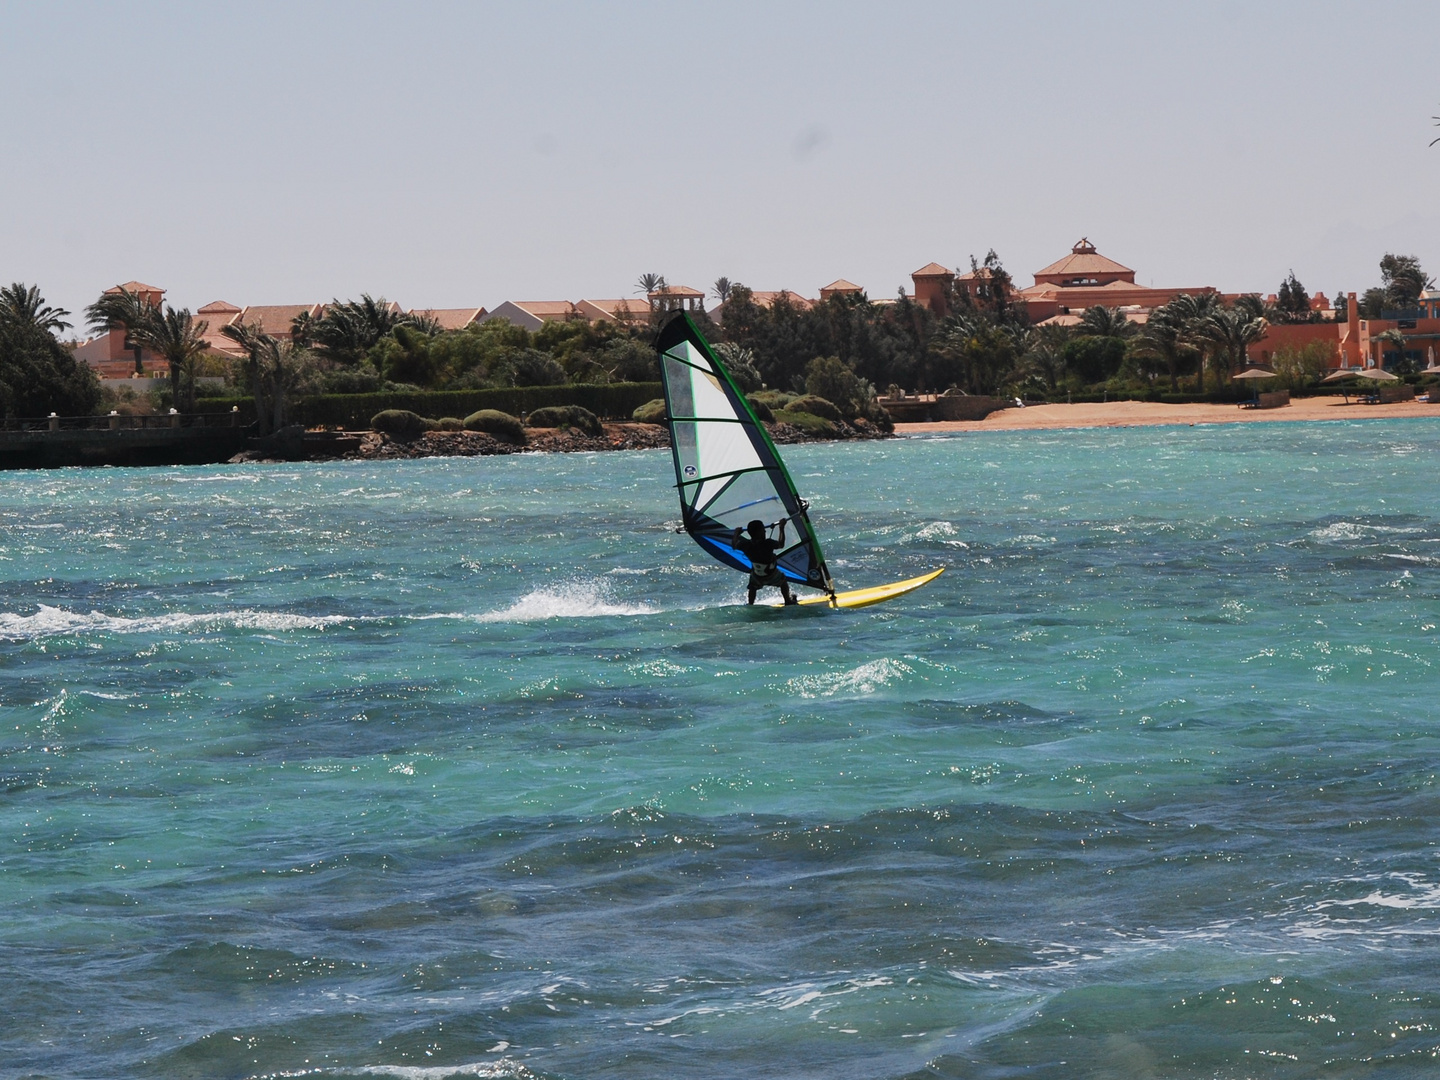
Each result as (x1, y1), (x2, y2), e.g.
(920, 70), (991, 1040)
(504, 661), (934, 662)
(879, 395), (1011, 423)
(0, 426), (251, 470)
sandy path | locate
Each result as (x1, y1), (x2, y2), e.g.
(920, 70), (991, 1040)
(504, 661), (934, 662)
(895, 397), (1440, 434)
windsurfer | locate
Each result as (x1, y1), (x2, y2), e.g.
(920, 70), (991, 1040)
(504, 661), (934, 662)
(734, 519), (798, 605)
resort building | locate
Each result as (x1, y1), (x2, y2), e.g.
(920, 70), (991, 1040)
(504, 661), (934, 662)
(481, 301), (582, 331)
(907, 240), (1219, 324)
(1246, 290), (1440, 371)
(1018, 239), (1218, 321)
(574, 299), (650, 325)
(71, 281), (169, 377)
(647, 284), (706, 314)
(194, 301), (244, 357)
(233, 303), (324, 342)
(819, 279), (864, 301)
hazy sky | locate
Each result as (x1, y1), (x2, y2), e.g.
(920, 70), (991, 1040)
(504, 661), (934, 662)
(2, 1), (1437, 327)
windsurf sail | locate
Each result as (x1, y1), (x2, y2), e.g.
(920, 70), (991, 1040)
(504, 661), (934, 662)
(655, 313), (834, 595)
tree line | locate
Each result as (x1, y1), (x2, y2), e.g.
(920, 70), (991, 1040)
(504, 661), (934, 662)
(2, 249), (1432, 420)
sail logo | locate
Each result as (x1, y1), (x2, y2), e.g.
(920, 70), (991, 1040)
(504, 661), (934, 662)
(684, 466), (697, 476)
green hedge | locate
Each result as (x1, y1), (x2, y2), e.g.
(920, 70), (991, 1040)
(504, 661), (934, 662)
(196, 382), (663, 429)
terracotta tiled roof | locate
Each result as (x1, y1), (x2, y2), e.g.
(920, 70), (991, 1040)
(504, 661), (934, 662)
(820, 279), (863, 292)
(751, 290), (814, 310)
(1033, 240), (1134, 281)
(236, 304), (323, 336)
(648, 285), (705, 298)
(107, 280), (165, 295)
(577, 299), (649, 322)
(511, 301), (579, 317)
(410, 307), (486, 330)
(197, 300), (241, 314)
(912, 263), (954, 278)
(1023, 279), (1142, 296)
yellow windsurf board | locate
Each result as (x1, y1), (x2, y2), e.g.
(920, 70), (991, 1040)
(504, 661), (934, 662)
(766, 567), (945, 609)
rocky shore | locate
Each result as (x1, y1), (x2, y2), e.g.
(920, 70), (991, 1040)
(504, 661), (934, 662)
(229, 419), (889, 464)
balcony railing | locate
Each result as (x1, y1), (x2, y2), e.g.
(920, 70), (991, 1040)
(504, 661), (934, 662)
(0, 409), (248, 434)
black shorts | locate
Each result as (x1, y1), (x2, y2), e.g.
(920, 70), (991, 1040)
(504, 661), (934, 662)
(748, 567), (787, 589)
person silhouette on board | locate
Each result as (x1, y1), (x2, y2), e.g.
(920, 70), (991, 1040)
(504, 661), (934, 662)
(734, 518), (798, 606)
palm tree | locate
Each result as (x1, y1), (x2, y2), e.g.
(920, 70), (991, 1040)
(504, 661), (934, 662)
(1014, 323), (1070, 393)
(636, 273), (666, 297)
(130, 306), (211, 410)
(311, 295), (409, 365)
(222, 321), (284, 435)
(1377, 328), (1413, 373)
(1136, 302), (1194, 392)
(1234, 293), (1280, 322)
(1078, 305), (1136, 339)
(407, 312), (444, 337)
(1195, 306), (1266, 388)
(0, 283), (71, 334)
(1165, 293), (1221, 392)
(85, 287), (156, 375)
(712, 277), (732, 305)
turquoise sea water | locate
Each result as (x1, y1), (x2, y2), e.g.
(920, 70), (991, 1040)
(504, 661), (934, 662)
(3, 419), (1439, 1079)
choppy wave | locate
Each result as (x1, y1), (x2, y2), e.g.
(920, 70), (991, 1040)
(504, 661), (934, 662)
(0, 604), (356, 641)
(0, 579), (660, 639)
(1309, 520), (1424, 543)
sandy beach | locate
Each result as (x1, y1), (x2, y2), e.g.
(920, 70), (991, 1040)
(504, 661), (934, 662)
(895, 396), (1440, 434)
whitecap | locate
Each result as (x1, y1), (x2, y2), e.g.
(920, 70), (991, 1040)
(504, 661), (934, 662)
(915, 521), (958, 540)
(353, 1061), (537, 1079)
(1314, 872), (1440, 911)
(786, 658), (915, 698)
(471, 581), (658, 623)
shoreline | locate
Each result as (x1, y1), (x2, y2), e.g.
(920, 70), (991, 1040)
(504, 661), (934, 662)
(230, 419), (887, 464)
(894, 396), (1440, 434)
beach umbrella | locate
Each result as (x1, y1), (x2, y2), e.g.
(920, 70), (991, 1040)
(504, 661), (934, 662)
(1322, 367), (1396, 383)
(1424, 345), (1439, 374)
(1232, 366), (1279, 405)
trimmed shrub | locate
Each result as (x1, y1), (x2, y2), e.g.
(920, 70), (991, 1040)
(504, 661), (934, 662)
(773, 409), (837, 437)
(196, 382), (663, 432)
(371, 409), (433, 438)
(436, 416), (465, 431)
(632, 398), (667, 424)
(786, 394), (843, 423)
(526, 405), (603, 437)
(804, 355), (876, 419)
(463, 409), (526, 443)
(745, 395), (774, 422)
(749, 389), (796, 410)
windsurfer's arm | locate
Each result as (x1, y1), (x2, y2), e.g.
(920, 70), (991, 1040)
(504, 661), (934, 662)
(776, 520), (787, 544)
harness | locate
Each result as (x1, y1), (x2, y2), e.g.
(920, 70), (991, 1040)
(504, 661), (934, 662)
(749, 553), (778, 577)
